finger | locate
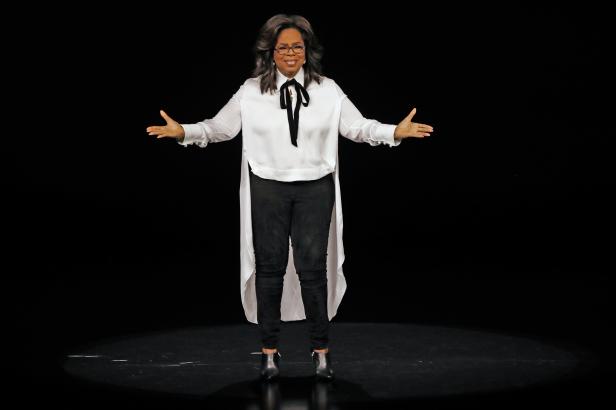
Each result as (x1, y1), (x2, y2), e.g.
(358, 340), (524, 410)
(148, 127), (165, 135)
(416, 123), (434, 132)
(149, 127), (168, 135)
(160, 109), (173, 123)
(405, 107), (417, 121)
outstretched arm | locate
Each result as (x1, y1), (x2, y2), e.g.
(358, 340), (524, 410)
(146, 85), (244, 148)
(338, 87), (433, 146)
(393, 107), (433, 140)
(339, 95), (401, 147)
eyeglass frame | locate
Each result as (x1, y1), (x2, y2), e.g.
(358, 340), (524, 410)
(273, 44), (306, 55)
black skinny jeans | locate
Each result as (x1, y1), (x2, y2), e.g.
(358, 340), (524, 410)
(250, 166), (335, 351)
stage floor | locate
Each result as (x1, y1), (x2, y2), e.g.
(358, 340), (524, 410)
(55, 321), (603, 408)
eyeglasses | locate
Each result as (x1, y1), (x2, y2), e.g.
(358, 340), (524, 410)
(274, 44), (305, 55)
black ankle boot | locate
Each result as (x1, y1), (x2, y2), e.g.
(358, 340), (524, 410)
(311, 350), (334, 380)
(260, 351), (281, 381)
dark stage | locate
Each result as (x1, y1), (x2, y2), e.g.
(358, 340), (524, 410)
(4, 3), (614, 409)
(5, 279), (614, 409)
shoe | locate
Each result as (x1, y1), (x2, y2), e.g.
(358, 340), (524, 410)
(312, 350), (334, 380)
(260, 351), (281, 381)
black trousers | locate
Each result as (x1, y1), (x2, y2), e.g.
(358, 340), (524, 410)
(250, 166), (335, 351)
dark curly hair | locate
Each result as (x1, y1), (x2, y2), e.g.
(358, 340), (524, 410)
(252, 14), (324, 94)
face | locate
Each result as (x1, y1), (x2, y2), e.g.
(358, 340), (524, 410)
(273, 28), (306, 78)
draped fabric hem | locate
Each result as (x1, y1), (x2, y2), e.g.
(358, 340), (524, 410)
(239, 149), (346, 325)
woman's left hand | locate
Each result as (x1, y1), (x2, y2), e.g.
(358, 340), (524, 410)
(394, 107), (434, 140)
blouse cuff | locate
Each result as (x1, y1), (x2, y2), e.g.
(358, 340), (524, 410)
(177, 123), (208, 147)
(376, 124), (401, 147)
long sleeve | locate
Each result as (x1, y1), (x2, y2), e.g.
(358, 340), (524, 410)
(337, 87), (401, 147)
(178, 85), (244, 148)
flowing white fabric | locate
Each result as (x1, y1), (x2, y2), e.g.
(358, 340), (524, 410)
(179, 67), (401, 323)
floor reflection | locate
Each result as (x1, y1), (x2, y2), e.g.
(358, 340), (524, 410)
(206, 370), (371, 408)
(252, 379), (338, 410)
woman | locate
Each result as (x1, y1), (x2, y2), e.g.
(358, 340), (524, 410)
(146, 14), (433, 381)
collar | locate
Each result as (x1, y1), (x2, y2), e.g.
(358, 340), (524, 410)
(276, 66), (305, 91)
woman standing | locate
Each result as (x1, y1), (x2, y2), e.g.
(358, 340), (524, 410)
(146, 14), (434, 381)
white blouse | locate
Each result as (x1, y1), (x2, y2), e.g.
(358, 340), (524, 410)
(178, 67), (401, 324)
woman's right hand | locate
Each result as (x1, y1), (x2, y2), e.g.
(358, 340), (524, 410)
(146, 110), (185, 140)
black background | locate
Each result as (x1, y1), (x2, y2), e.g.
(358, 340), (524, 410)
(4, 2), (614, 406)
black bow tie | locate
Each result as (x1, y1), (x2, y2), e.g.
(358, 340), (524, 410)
(279, 78), (310, 147)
